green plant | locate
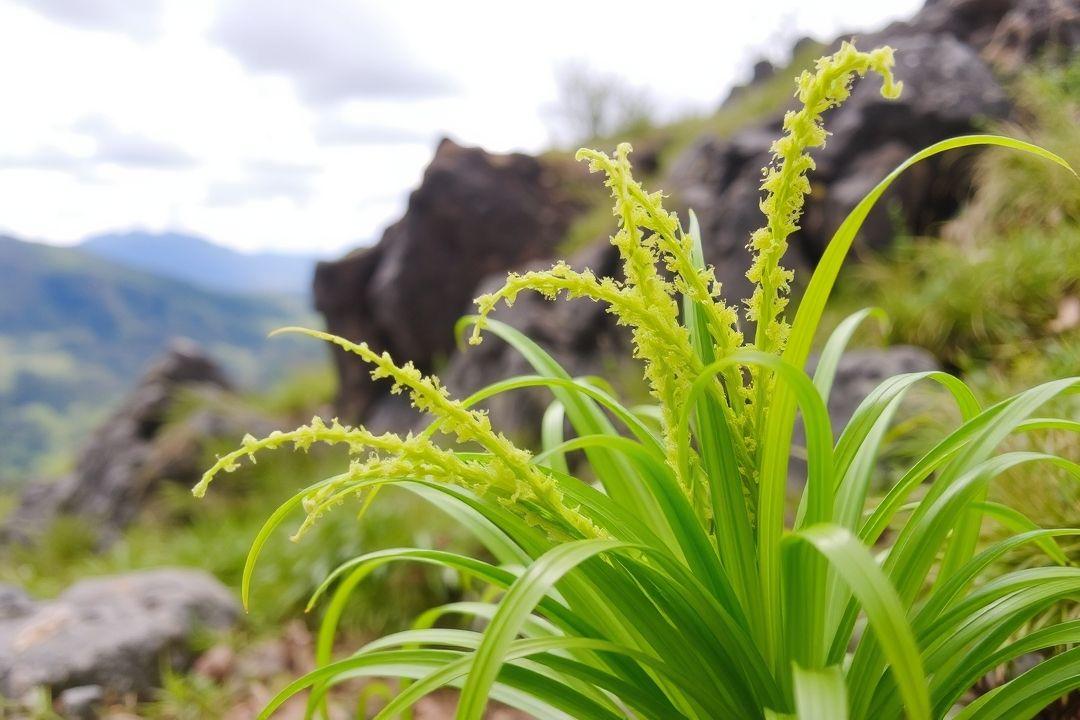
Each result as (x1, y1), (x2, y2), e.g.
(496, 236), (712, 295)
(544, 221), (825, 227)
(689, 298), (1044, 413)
(197, 43), (1079, 719)
(142, 666), (233, 720)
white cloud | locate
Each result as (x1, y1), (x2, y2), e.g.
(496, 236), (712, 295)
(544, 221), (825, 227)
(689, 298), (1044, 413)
(73, 115), (197, 168)
(0, 0), (924, 253)
(9, 0), (166, 40)
(315, 117), (435, 147)
(212, 0), (454, 104)
(206, 159), (318, 206)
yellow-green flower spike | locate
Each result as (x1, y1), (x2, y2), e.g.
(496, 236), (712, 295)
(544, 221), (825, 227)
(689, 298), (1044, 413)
(746, 41), (901, 356)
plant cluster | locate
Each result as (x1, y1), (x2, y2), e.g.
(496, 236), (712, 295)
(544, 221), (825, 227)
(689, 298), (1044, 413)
(198, 42), (1079, 719)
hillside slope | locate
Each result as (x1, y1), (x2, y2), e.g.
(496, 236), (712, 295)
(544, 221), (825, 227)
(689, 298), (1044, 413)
(0, 236), (320, 478)
(81, 230), (322, 296)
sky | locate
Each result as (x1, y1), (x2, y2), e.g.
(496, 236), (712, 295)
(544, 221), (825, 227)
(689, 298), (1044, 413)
(0, 0), (923, 255)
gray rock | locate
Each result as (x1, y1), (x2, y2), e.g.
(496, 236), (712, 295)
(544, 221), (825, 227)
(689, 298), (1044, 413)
(3, 341), (241, 545)
(880, 0), (1017, 49)
(983, 0), (1080, 72)
(0, 584), (33, 620)
(56, 685), (104, 720)
(815, 346), (941, 431)
(0, 568), (239, 698)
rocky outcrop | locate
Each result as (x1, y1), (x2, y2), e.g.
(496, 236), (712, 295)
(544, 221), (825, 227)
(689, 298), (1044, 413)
(3, 340), (266, 545)
(877, 0), (1018, 50)
(315, 138), (586, 426)
(0, 568), (239, 699)
(875, 0), (1078, 68)
(667, 0), (1079, 307)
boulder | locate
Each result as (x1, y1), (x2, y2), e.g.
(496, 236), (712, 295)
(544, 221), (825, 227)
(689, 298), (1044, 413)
(314, 138), (586, 425)
(2, 340), (255, 545)
(789, 345), (941, 489)
(0, 568), (239, 698)
(815, 346), (941, 431)
(881, 0), (1017, 49)
(877, 0), (1079, 66)
(0, 584), (33, 621)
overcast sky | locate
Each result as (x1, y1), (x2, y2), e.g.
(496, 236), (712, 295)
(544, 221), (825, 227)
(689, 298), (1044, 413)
(0, 0), (922, 255)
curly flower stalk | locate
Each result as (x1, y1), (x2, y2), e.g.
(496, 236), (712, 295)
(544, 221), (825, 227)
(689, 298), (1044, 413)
(746, 41), (902, 355)
(578, 145), (760, 495)
(744, 42), (902, 448)
(194, 328), (603, 540)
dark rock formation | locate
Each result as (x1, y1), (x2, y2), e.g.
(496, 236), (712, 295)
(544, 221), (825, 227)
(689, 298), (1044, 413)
(874, 0), (1078, 67)
(666, 0), (1078, 309)
(314, 138), (585, 425)
(879, 0), (1018, 50)
(725, 58), (779, 103)
(2, 340), (263, 545)
(0, 569), (238, 699)
(0, 584), (33, 621)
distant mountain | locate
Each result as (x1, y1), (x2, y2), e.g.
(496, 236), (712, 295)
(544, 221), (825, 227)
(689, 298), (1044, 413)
(0, 235), (321, 478)
(80, 230), (322, 296)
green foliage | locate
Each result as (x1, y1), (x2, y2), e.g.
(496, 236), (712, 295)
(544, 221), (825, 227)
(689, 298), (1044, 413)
(0, 687), (63, 720)
(823, 57), (1080, 609)
(200, 43), (1079, 719)
(251, 365), (339, 418)
(837, 227), (1080, 369)
(142, 667), (234, 720)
